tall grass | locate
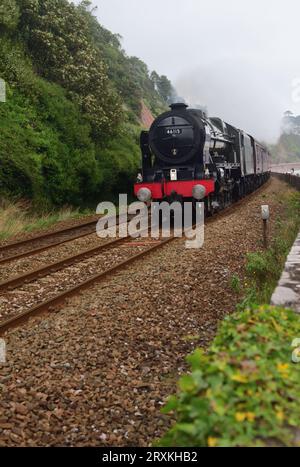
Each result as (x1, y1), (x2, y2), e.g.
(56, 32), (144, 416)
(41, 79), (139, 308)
(0, 200), (83, 241)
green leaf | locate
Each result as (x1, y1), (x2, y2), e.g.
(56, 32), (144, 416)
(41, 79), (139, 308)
(179, 375), (196, 392)
(161, 396), (178, 414)
(176, 424), (197, 436)
(187, 348), (204, 370)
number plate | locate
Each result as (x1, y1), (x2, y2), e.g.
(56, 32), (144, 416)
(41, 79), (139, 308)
(165, 128), (182, 135)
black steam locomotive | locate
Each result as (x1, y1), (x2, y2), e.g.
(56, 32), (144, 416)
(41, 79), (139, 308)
(134, 103), (270, 214)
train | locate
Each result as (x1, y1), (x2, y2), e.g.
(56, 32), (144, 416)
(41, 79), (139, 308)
(134, 102), (271, 215)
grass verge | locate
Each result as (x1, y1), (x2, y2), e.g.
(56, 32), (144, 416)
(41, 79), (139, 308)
(240, 190), (300, 307)
(0, 200), (90, 240)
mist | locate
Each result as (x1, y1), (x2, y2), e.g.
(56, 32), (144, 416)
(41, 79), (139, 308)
(175, 58), (297, 142)
(93, 0), (300, 142)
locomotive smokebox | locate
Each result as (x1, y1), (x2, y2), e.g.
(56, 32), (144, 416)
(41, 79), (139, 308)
(149, 101), (206, 165)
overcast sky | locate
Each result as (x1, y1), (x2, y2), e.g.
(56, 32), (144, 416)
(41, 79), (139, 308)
(90, 0), (300, 142)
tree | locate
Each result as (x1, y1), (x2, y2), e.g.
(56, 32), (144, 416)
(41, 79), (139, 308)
(284, 110), (293, 117)
(0, 0), (20, 31)
(18, 0), (122, 139)
(156, 75), (174, 103)
(150, 71), (159, 91)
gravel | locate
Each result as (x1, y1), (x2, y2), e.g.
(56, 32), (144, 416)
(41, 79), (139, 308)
(0, 237), (157, 321)
(0, 178), (294, 446)
(0, 217), (138, 282)
(0, 232), (112, 283)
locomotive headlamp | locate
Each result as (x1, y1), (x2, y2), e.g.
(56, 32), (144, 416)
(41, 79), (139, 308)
(137, 187), (152, 202)
(192, 184), (206, 200)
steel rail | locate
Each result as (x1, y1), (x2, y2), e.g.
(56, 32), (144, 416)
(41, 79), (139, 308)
(0, 218), (98, 252)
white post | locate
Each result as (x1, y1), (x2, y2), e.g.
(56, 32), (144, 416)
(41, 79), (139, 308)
(261, 205), (270, 249)
(0, 78), (6, 103)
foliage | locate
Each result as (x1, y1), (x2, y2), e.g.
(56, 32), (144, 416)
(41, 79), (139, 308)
(0, 50), (100, 207)
(151, 71), (175, 103)
(159, 306), (300, 447)
(96, 123), (141, 200)
(0, 60), (141, 206)
(0, 0), (20, 31)
(17, 0), (122, 139)
(270, 111), (300, 163)
(270, 133), (300, 164)
(230, 274), (241, 294)
(80, 4), (169, 118)
(0, 0), (173, 207)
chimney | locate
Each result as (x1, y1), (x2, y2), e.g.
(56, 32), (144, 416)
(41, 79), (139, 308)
(170, 102), (188, 111)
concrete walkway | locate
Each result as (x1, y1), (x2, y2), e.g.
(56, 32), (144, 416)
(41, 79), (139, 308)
(271, 233), (300, 313)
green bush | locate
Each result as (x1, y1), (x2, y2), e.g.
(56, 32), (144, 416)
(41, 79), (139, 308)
(0, 36), (142, 207)
(96, 124), (140, 199)
(159, 306), (300, 447)
(0, 1), (172, 208)
(0, 74), (99, 207)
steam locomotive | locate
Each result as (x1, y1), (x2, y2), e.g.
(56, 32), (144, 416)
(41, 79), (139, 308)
(134, 103), (270, 214)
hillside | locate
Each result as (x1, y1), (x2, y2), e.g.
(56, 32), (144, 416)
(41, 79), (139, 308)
(0, 0), (174, 208)
(271, 112), (300, 163)
(271, 134), (300, 164)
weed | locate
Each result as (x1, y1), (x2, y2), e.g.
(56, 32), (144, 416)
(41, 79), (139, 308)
(230, 274), (241, 293)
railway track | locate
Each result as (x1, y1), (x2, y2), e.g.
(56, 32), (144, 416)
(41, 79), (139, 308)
(0, 217), (100, 265)
(0, 213), (132, 265)
(0, 231), (171, 334)
(0, 181), (270, 334)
